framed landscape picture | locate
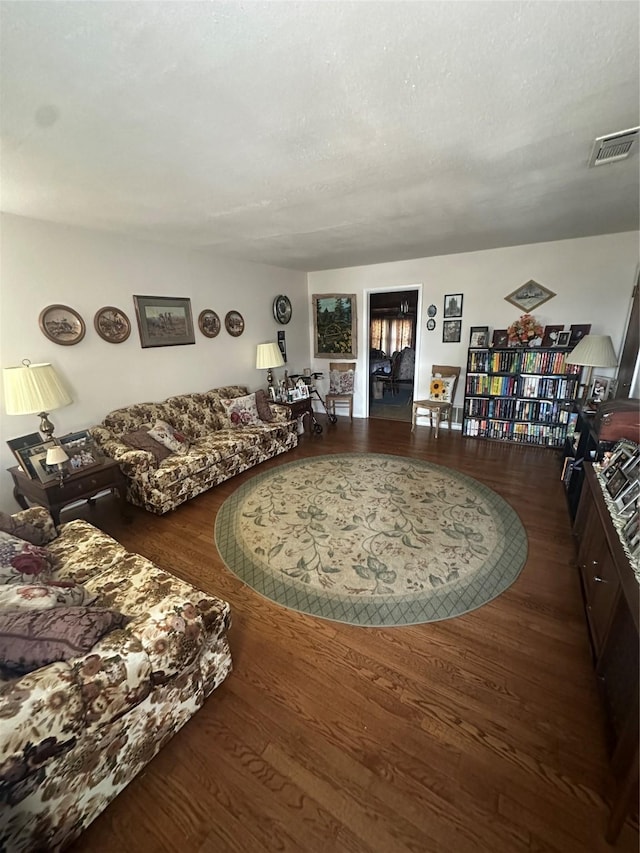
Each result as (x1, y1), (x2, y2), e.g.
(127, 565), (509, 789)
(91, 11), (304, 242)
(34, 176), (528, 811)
(504, 280), (555, 312)
(312, 294), (357, 358)
(133, 295), (195, 348)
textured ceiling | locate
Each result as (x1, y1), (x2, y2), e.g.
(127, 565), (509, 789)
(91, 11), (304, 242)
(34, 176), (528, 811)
(1, 1), (639, 271)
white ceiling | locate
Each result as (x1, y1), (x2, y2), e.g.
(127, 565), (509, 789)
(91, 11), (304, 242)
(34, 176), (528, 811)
(1, 1), (639, 272)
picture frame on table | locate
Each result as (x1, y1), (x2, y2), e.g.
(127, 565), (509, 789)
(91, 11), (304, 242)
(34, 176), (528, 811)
(590, 375), (611, 404)
(58, 430), (103, 472)
(614, 478), (640, 514)
(7, 433), (44, 477)
(606, 467), (629, 501)
(443, 294), (463, 318)
(621, 448), (640, 480)
(29, 448), (63, 485)
(442, 319), (461, 343)
(133, 295), (195, 348)
(469, 326), (489, 348)
(556, 331), (572, 347)
(622, 510), (639, 546)
(602, 439), (639, 480)
(14, 439), (56, 481)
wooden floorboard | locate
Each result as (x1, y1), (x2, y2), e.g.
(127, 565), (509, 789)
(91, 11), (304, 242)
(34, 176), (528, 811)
(66, 418), (638, 852)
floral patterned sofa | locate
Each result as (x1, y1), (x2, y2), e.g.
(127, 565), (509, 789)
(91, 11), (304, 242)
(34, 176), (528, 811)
(0, 507), (232, 852)
(90, 385), (298, 514)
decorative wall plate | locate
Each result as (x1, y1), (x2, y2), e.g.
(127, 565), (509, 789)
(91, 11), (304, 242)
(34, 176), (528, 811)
(198, 309), (221, 338)
(94, 306), (131, 343)
(426, 318), (436, 331)
(225, 310), (245, 337)
(427, 304), (437, 318)
(273, 295), (292, 324)
(39, 304), (86, 346)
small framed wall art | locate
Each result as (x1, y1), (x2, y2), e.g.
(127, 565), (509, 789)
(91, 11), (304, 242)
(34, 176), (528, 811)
(443, 294), (463, 318)
(442, 319), (461, 343)
(505, 280), (555, 312)
(198, 310), (221, 338)
(39, 305), (86, 346)
(133, 296), (195, 348)
(94, 306), (131, 343)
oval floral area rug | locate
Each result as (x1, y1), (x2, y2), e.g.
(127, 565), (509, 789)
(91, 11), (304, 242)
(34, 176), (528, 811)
(215, 453), (528, 626)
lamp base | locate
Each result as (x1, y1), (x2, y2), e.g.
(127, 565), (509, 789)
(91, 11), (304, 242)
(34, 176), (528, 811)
(38, 411), (55, 439)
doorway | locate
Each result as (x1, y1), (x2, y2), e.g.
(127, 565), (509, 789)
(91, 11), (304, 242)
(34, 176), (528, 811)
(368, 288), (420, 422)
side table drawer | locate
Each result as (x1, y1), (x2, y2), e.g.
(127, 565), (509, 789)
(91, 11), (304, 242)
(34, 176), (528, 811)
(50, 465), (122, 501)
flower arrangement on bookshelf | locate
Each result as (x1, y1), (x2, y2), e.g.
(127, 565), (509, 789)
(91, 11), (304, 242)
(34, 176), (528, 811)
(507, 313), (544, 346)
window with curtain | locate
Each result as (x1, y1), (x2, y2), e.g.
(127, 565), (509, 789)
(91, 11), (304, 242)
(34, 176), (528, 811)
(370, 317), (414, 354)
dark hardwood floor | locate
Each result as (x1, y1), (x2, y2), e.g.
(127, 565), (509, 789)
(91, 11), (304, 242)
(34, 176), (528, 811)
(66, 418), (638, 852)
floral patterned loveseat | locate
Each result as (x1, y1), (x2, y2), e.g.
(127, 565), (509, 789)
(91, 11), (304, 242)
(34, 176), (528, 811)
(0, 507), (232, 852)
(90, 385), (298, 515)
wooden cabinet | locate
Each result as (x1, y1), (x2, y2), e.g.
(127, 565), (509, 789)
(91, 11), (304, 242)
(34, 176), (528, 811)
(573, 464), (639, 842)
(462, 346), (581, 447)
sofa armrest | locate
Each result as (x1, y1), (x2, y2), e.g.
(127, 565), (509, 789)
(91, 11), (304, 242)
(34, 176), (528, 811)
(0, 662), (84, 790)
(89, 426), (155, 475)
(0, 506), (58, 545)
(270, 405), (294, 424)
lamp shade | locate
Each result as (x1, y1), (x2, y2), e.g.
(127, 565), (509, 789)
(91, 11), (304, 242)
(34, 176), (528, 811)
(2, 362), (72, 415)
(256, 342), (285, 370)
(46, 446), (69, 466)
(566, 335), (618, 368)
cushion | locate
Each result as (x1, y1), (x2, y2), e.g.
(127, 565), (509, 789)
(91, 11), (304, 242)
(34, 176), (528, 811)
(429, 375), (456, 403)
(122, 426), (173, 464)
(0, 509), (56, 546)
(148, 419), (189, 453)
(221, 393), (261, 427)
(0, 606), (128, 677)
(0, 531), (52, 585)
(329, 369), (355, 395)
(0, 580), (96, 611)
(255, 389), (274, 422)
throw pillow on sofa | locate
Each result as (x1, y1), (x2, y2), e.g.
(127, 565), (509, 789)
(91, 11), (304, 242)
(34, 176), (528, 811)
(0, 509), (57, 546)
(221, 393), (261, 427)
(122, 427), (173, 464)
(0, 580), (96, 611)
(0, 531), (52, 585)
(148, 420), (190, 453)
(0, 606), (128, 677)
(254, 389), (274, 422)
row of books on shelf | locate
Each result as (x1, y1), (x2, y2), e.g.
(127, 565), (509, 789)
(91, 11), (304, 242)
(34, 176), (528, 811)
(463, 419), (567, 446)
(466, 349), (581, 376)
(465, 375), (579, 399)
(465, 398), (570, 423)
(520, 375), (579, 399)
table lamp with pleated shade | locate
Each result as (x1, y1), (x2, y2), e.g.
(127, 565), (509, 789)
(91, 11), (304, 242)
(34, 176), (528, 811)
(2, 360), (72, 438)
(566, 335), (617, 402)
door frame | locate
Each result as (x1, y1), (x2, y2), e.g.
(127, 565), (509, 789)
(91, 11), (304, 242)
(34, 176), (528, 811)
(364, 284), (423, 417)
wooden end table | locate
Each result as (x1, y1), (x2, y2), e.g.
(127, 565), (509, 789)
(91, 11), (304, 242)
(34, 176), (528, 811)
(273, 397), (323, 434)
(9, 458), (129, 525)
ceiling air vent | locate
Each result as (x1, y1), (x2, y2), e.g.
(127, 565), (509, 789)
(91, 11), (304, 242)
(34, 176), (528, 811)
(588, 127), (639, 167)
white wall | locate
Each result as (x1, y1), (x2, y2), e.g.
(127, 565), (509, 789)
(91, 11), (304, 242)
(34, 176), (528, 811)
(308, 232), (639, 416)
(0, 214), (308, 512)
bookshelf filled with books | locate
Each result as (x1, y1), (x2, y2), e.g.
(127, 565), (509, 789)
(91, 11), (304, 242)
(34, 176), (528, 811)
(462, 346), (582, 447)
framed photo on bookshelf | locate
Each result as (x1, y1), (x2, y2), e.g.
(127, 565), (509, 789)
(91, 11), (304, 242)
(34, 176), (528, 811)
(556, 331), (571, 347)
(469, 326), (489, 347)
(541, 325), (564, 348)
(492, 329), (508, 347)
